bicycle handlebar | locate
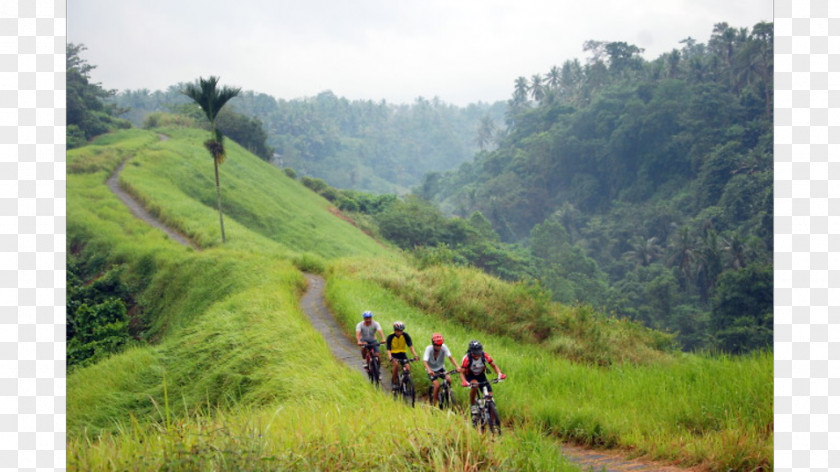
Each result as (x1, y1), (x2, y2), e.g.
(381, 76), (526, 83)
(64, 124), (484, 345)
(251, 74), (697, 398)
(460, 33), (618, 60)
(429, 369), (459, 380)
(462, 378), (505, 388)
(359, 340), (384, 347)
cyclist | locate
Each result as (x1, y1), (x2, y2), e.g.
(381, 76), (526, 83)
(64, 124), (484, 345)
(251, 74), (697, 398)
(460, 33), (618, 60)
(423, 333), (461, 406)
(459, 340), (506, 410)
(386, 321), (419, 388)
(355, 311), (386, 371)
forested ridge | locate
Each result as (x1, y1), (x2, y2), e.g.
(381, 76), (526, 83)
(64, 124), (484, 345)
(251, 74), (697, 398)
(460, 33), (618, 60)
(110, 88), (505, 194)
(415, 22), (773, 353)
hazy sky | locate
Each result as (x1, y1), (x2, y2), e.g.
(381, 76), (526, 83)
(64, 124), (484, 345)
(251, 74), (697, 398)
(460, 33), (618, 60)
(68, 0), (773, 106)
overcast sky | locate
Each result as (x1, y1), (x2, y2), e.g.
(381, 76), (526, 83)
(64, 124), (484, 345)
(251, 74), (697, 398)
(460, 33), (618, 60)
(67, 0), (773, 106)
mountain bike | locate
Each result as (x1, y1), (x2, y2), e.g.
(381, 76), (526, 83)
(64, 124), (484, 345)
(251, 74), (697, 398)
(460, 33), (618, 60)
(428, 369), (459, 409)
(464, 378), (504, 434)
(392, 358), (416, 407)
(359, 341), (383, 387)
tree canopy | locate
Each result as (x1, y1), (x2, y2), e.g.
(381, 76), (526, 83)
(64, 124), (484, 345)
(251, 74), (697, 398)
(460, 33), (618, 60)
(419, 21), (773, 353)
(66, 43), (130, 148)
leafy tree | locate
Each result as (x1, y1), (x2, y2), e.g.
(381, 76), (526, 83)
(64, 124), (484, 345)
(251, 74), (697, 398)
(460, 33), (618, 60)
(734, 22), (773, 117)
(421, 22), (773, 351)
(182, 76), (242, 243)
(530, 219), (608, 306)
(711, 262), (772, 353)
(66, 43), (130, 148)
(67, 263), (134, 369)
(475, 115), (498, 151)
(216, 108), (273, 160)
(667, 226), (697, 289)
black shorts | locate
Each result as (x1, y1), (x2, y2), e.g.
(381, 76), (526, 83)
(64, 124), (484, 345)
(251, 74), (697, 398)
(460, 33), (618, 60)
(391, 352), (408, 361)
(465, 372), (492, 392)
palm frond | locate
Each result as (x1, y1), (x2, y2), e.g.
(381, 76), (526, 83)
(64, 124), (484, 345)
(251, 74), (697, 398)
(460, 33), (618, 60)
(215, 86), (242, 114)
(181, 76), (241, 124)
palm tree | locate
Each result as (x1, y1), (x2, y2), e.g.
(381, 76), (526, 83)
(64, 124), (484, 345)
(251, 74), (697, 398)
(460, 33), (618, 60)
(666, 49), (681, 78)
(624, 235), (662, 267)
(182, 76), (241, 243)
(696, 229), (724, 302)
(734, 21), (773, 117)
(667, 226), (696, 288)
(475, 115), (497, 151)
(513, 76), (529, 105)
(546, 66), (562, 90)
(529, 74), (545, 102)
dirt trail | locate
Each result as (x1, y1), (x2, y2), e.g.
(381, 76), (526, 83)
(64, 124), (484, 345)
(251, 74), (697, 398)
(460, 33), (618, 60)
(300, 273), (397, 393)
(105, 135), (689, 472)
(105, 134), (199, 249)
(298, 274), (689, 472)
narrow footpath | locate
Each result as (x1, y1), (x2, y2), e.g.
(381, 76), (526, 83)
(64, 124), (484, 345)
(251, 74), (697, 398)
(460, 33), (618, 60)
(300, 273), (397, 393)
(105, 134), (199, 249)
(105, 141), (691, 472)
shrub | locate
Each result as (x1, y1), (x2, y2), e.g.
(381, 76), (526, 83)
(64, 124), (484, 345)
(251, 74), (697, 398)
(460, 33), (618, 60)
(142, 112), (198, 130)
(300, 176), (329, 194)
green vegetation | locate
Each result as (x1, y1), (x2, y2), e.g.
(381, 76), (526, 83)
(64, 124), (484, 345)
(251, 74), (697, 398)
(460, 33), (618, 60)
(108, 22), (773, 354)
(324, 261), (771, 470)
(111, 88), (506, 194)
(67, 43), (131, 148)
(69, 24), (772, 470)
(420, 22), (773, 353)
(68, 127), (771, 471)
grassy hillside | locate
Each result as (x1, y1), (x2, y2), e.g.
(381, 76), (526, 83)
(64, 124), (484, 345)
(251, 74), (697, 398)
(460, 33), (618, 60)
(67, 128), (772, 471)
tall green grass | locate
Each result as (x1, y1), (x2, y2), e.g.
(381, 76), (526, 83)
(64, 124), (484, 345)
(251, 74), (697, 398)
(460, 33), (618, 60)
(68, 129), (583, 471)
(325, 260), (773, 471)
(69, 397), (583, 471)
(328, 257), (675, 365)
(68, 128), (771, 471)
(120, 127), (396, 258)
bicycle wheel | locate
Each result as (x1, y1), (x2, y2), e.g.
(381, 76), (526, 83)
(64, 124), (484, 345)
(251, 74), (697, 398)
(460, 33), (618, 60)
(438, 385), (451, 409)
(470, 404), (480, 428)
(444, 387), (456, 409)
(487, 401), (501, 435)
(402, 376), (415, 408)
(370, 358), (380, 386)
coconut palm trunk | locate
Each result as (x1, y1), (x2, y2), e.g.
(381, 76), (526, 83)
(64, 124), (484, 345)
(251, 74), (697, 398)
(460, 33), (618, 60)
(213, 157), (225, 242)
(182, 76), (241, 243)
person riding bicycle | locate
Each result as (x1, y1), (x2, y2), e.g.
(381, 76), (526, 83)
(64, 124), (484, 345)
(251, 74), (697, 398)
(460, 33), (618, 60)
(355, 311), (386, 371)
(459, 340), (506, 409)
(386, 321), (419, 388)
(423, 333), (461, 406)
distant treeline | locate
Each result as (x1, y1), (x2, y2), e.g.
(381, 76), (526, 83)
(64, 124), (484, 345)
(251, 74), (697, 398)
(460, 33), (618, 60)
(110, 88), (506, 194)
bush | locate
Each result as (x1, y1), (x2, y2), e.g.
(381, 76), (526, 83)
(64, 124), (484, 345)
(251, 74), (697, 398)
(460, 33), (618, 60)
(67, 261), (135, 369)
(142, 112), (198, 129)
(301, 176), (329, 194)
(67, 125), (88, 149)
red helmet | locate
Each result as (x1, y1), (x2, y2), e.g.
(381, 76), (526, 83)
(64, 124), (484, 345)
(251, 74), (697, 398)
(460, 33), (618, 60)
(431, 333), (444, 345)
